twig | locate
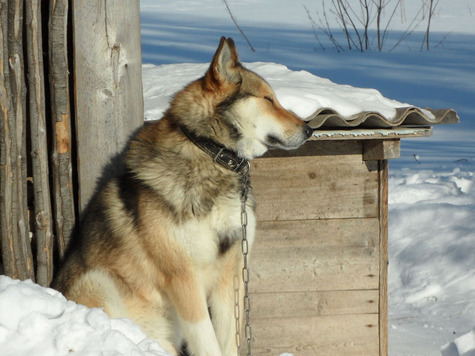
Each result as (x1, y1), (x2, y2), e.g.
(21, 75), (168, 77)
(318, 0), (345, 51)
(362, 0), (371, 50)
(337, 0), (364, 51)
(333, 0), (354, 50)
(421, 0), (438, 51)
(433, 32), (449, 49)
(222, 0), (255, 52)
(304, 6), (326, 50)
(304, 2), (344, 52)
(381, 0), (401, 51)
(389, 4), (424, 52)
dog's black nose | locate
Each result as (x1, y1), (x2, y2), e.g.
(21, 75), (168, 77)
(304, 124), (313, 139)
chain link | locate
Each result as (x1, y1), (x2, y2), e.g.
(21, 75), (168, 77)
(237, 161), (253, 356)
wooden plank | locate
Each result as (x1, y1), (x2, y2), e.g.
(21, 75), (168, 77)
(250, 219), (380, 292)
(251, 155), (379, 221)
(242, 314), (379, 355)
(73, 0), (144, 212)
(378, 160), (389, 356)
(311, 127), (432, 140)
(262, 139), (362, 158)
(255, 218), (379, 246)
(363, 140), (400, 161)
(250, 290), (379, 319)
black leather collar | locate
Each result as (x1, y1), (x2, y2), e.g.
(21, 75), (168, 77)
(181, 126), (249, 173)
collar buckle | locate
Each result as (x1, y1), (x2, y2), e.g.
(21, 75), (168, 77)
(214, 148), (225, 162)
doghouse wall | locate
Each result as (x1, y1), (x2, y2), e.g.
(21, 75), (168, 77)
(245, 140), (387, 355)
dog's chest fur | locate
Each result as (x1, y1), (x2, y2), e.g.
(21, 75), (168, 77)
(172, 190), (256, 266)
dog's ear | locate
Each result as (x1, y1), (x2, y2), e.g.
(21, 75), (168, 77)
(206, 37), (241, 88)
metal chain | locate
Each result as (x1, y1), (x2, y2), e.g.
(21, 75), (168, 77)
(237, 161), (253, 356)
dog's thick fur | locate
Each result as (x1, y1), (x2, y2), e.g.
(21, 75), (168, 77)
(52, 37), (312, 356)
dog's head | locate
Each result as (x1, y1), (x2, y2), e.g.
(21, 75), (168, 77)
(171, 37), (313, 160)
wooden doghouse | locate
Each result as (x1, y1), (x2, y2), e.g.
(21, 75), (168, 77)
(245, 108), (458, 356)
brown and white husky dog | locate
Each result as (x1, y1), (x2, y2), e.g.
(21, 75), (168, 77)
(52, 37), (312, 356)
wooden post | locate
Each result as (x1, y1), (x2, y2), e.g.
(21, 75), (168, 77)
(25, 0), (54, 285)
(363, 140), (400, 161)
(0, 0), (18, 278)
(72, 0), (144, 212)
(49, 0), (76, 258)
(379, 159), (389, 356)
(0, 0), (34, 281)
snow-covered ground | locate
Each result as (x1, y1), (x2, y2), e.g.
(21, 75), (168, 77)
(388, 168), (475, 355)
(0, 277), (168, 356)
(1, 1), (474, 355)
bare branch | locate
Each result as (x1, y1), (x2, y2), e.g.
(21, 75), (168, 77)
(389, 4), (425, 52)
(421, 0), (438, 51)
(222, 0), (255, 52)
(337, 0), (364, 51)
(304, 5), (326, 50)
(305, 1), (344, 52)
(381, 1), (402, 50)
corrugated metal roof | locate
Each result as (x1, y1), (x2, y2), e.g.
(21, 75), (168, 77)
(306, 107), (459, 129)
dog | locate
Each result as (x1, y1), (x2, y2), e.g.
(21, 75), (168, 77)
(52, 37), (313, 356)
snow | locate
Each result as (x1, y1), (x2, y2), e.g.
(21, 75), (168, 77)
(1, 0), (475, 355)
(441, 328), (475, 356)
(0, 276), (169, 356)
(140, 0), (475, 36)
(388, 168), (475, 354)
(143, 61), (411, 121)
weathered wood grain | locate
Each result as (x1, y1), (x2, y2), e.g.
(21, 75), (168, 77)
(250, 290), (379, 319)
(363, 139), (400, 161)
(378, 160), (389, 356)
(0, 0), (18, 278)
(26, 0), (54, 285)
(312, 127), (432, 141)
(262, 139), (362, 158)
(250, 219), (380, 292)
(251, 155), (379, 221)
(10, 50), (33, 279)
(73, 0), (144, 212)
(0, 0), (34, 281)
(246, 144), (388, 355)
(49, 0), (76, 258)
(241, 314), (379, 355)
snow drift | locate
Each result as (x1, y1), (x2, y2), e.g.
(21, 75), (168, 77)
(0, 276), (169, 356)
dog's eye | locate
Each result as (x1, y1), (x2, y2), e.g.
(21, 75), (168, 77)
(264, 96), (274, 104)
